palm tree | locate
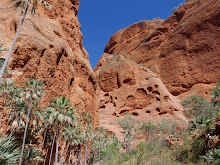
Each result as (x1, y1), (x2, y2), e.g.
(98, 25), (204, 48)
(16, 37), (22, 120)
(61, 127), (74, 164)
(9, 98), (27, 134)
(19, 78), (44, 165)
(48, 131), (56, 165)
(38, 111), (50, 151)
(80, 112), (94, 165)
(4, 85), (24, 134)
(46, 96), (76, 165)
(58, 130), (69, 164)
(38, 110), (55, 165)
(0, 79), (15, 128)
(62, 123), (83, 165)
(91, 127), (109, 162)
(24, 147), (44, 164)
(0, 135), (21, 164)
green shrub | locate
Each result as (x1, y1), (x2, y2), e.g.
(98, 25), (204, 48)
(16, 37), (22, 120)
(157, 118), (177, 135)
(201, 148), (220, 164)
(211, 82), (220, 107)
(182, 95), (217, 119)
(139, 121), (157, 140)
(118, 113), (140, 152)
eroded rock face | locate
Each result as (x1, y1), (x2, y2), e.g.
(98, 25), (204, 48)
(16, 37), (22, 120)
(95, 0), (220, 140)
(0, 0), (98, 124)
(95, 55), (188, 139)
(95, 0), (220, 98)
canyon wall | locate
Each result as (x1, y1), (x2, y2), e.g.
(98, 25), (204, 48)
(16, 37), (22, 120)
(95, 0), (220, 139)
(0, 0), (98, 124)
(0, 0), (219, 140)
(95, 0), (220, 100)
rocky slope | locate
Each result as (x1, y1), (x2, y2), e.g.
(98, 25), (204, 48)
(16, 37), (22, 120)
(0, 0), (98, 124)
(97, 55), (188, 139)
(95, 0), (219, 139)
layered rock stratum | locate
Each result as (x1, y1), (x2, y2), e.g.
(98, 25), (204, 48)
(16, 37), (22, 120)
(95, 0), (219, 138)
(0, 0), (98, 124)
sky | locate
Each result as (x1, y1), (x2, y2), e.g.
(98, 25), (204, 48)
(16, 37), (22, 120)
(78, 0), (185, 69)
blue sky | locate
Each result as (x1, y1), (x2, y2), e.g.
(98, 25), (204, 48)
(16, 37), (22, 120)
(78, 0), (185, 69)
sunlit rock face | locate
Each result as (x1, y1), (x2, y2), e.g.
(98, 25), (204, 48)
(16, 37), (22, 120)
(95, 0), (220, 99)
(94, 0), (220, 140)
(95, 55), (188, 140)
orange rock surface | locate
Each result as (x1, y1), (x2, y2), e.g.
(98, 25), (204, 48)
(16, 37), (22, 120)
(0, 0), (98, 124)
(95, 55), (188, 140)
(95, 0), (219, 139)
(95, 0), (220, 98)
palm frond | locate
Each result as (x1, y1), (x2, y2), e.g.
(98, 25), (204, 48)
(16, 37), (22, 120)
(0, 136), (21, 164)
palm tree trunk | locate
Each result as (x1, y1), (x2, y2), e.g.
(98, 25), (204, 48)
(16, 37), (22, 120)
(84, 144), (87, 165)
(55, 128), (60, 165)
(4, 115), (11, 135)
(19, 97), (32, 165)
(99, 144), (101, 161)
(77, 145), (82, 165)
(68, 149), (73, 165)
(64, 143), (70, 162)
(0, 93), (6, 127)
(0, 0), (31, 80)
(49, 131), (57, 165)
(43, 148), (49, 165)
(41, 128), (47, 151)
(26, 140), (32, 165)
(59, 140), (65, 164)
(8, 117), (14, 136)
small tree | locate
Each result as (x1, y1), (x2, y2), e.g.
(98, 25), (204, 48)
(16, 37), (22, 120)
(118, 113), (140, 152)
(139, 121), (157, 141)
(19, 78), (44, 165)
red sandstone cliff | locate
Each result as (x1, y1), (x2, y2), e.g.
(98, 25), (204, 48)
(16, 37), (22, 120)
(0, 0), (98, 124)
(94, 0), (220, 139)
(95, 0), (220, 99)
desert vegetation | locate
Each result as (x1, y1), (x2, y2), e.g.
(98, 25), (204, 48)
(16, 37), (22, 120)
(0, 78), (119, 164)
(94, 83), (220, 165)
(1, 78), (218, 164)
(0, 0), (219, 164)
